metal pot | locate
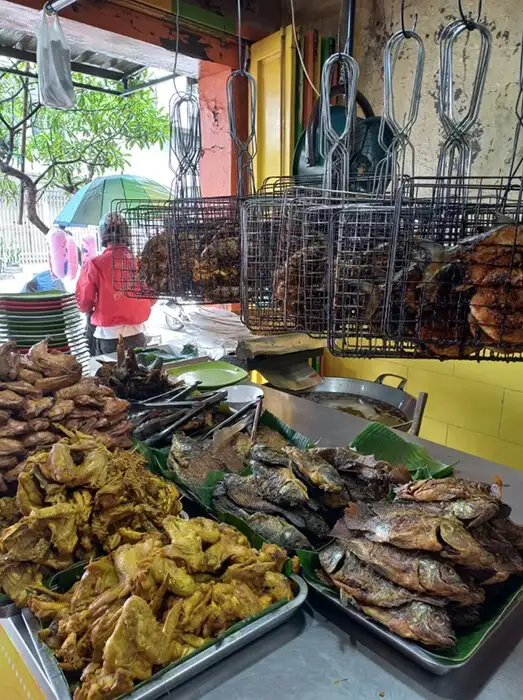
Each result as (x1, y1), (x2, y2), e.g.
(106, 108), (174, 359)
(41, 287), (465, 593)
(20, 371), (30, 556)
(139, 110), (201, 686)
(297, 374), (427, 435)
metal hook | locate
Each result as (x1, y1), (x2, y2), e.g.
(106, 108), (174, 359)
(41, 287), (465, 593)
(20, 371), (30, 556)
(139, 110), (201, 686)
(401, 0), (418, 36)
(458, 0), (483, 29)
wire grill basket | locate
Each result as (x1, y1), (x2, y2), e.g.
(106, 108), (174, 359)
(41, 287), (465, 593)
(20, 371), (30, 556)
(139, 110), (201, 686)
(380, 177), (523, 361)
(112, 196), (241, 304)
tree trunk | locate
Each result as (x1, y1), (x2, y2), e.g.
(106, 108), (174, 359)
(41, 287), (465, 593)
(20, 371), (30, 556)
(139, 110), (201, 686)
(0, 162), (49, 234)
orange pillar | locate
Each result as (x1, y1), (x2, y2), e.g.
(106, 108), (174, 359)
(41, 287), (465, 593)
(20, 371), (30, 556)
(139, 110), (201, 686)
(199, 62), (233, 198)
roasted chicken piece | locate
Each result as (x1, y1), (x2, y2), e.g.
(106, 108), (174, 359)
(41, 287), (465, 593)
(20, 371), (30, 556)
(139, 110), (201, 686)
(0, 389), (25, 411)
(0, 437), (25, 455)
(21, 396), (54, 419)
(28, 339), (82, 378)
(0, 341), (20, 381)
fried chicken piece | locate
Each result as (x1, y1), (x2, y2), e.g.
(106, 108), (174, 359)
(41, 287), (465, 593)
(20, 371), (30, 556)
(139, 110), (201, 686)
(28, 339), (82, 378)
(0, 496), (20, 529)
(0, 454), (18, 470)
(55, 378), (105, 400)
(0, 389), (25, 410)
(70, 559), (120, 612)
(0, 380), (41, 396)
(150, 556), (196, 597)
(0, 519), (51, 564)
(22, 431), (59, 449)
(40, 442), (109, 488)
(102, 397), (130, 416)
(46, 399), (75, 421)
(74, 395), (105, 409)
(17, 470), (44, 514)
(21, 396), (54, 419)
(0, 560), (43, 605)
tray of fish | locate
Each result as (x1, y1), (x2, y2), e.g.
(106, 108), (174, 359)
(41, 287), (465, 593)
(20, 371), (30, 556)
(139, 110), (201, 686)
(21, 575), (307, 699)
(298, 476), (523, 675)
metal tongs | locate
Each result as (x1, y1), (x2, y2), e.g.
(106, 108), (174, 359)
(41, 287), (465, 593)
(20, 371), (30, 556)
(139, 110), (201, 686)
(199, 395), (264, 446)
(144, 390), (228, 446)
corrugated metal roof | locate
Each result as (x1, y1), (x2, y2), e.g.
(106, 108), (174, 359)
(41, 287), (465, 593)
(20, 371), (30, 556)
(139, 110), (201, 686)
(0, 26), (146, 80)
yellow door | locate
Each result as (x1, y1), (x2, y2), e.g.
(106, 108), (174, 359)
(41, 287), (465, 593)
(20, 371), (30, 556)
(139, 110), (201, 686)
(250, 27), (296, 188)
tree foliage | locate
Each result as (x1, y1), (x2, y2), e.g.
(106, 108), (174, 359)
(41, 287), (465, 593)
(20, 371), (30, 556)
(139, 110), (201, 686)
(0, 64), (169, 232)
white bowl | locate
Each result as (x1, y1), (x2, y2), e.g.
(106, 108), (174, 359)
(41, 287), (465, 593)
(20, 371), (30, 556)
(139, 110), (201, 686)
(226, 384), (264, 411)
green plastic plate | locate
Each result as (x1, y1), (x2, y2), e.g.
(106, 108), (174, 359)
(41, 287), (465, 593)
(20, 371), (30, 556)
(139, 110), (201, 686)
(166, 361), (247, 389)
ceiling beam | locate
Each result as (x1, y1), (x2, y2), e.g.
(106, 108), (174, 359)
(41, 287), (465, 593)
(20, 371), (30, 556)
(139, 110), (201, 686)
(0, 0), (204, 72)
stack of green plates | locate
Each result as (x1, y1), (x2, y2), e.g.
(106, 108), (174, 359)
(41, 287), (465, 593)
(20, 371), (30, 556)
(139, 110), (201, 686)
(0, 292), (90, 372)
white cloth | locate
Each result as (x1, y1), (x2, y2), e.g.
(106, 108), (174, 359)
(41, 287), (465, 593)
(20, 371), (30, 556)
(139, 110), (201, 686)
(94, 323), (145, 340)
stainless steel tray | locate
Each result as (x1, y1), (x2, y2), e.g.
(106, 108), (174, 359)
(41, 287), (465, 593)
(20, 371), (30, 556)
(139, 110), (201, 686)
(307, 577), (523, 676)
(0, 599), (19, 618)
(22, 574), (307, 699)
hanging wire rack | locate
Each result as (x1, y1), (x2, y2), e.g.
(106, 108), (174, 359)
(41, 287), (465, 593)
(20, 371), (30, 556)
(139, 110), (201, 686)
(326, 3), (426, 356)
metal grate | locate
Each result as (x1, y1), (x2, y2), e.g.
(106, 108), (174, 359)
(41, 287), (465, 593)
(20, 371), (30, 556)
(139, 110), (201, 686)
(380, 177), (523, 361)
(328, 202), (398, 357)
(112, 196), (240, 304)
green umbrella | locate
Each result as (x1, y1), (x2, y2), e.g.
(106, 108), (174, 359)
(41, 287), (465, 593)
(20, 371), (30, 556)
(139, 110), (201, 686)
(54, 175), (170, 227)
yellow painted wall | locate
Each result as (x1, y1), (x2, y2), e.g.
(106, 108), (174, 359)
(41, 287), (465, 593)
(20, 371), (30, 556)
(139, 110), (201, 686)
(323, 353), (523, 470)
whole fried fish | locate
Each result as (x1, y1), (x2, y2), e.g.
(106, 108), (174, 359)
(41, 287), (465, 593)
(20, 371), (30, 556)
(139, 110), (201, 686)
(357, 601), (455, 649)
(377, 498), (501, 528)
(251, 461), (308, 507)
(284, 504), (330, 540)
(490, 516), (523, 549)
(396, 477), (501, 503)
(320, 542), (442, 608)
(338, 536), (484, 605)
(245, 513), (312, 550)
(313, 447), (411, 485)
(212, 482), (248, 519)
(250, 445), (289, 467)
(438, 519), (520, 584)
(222, 474), (285, 514)
(284, 446), (345, 493)
(334, 503), (444, 552)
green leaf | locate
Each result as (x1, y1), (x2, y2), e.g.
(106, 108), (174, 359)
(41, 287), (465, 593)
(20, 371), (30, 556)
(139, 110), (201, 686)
(350, 422), (455, 479)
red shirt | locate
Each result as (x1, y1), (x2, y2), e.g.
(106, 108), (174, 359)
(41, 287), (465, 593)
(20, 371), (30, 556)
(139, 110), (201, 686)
(76, 245), (154, 327)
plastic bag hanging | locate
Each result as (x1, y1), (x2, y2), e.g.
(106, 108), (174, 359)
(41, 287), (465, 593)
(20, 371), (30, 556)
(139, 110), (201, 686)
(37, 9), (76, 110)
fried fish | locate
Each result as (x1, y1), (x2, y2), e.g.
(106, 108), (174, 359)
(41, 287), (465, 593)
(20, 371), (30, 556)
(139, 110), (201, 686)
(245, 513), (312, 550)
(283, 446), (345, 493)
(357, 601), (455, 649)
(338, 536), (484, 605)
(251, 461), (308, 507)
(320, 542), (442, 609)
(395, 477), (501, 503)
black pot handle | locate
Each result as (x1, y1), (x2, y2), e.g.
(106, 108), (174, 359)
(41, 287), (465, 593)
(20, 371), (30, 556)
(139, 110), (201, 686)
(306, 88), (376, 167)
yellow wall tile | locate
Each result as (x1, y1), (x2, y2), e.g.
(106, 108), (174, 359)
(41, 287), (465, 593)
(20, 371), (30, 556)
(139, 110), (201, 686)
(419, 418), (448, 445)
(324, 356), (410, 386)
(406, 369), (503, 437)
(446, 426), (523, 471)
(453, 360), (523, 391)
(500, 389), (523, 447)
(404, 359), (455, 376)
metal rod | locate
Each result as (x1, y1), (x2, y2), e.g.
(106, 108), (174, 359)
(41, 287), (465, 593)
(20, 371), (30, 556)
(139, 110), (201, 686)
(0, 66), (123, 96)
(121, 73), (178, 96)
(44, 0), (77, 14)
(0, 44), (126, 82)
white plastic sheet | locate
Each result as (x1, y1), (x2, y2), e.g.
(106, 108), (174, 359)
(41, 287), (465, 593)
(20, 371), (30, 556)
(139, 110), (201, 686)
(36, 10), (76, 110)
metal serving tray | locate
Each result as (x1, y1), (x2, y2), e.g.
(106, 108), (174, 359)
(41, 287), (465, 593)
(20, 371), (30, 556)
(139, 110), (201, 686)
(22, 574), (308, 699)
(307, 577), (523, 676)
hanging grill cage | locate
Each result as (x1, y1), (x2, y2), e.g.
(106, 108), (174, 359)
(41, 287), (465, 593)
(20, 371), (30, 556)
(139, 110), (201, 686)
(241, 186), (364, 336)
(111, 196), (241, 304)
(110, 199), (177, 300)
(368, 176), (523, 362)
(327, 200), (398, 357)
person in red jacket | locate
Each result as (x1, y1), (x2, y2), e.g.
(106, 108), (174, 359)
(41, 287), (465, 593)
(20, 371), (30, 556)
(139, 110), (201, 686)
(76, 213), (154, 355)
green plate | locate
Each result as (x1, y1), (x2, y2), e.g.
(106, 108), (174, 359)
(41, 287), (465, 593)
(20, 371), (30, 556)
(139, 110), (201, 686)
(166, 361), (248, 389)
